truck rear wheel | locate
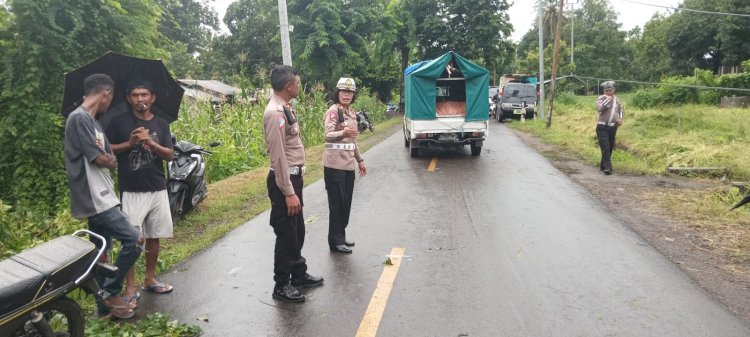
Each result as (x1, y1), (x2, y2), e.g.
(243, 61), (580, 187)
(409, 142), (419, 157)
(470, 142), (481, 156)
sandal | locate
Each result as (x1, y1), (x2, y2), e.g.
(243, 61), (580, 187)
(141, 281), (173, 294)
(104, 296), (136, 319)
(122, 292), (141, 308)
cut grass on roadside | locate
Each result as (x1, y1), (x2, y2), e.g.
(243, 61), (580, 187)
(508, 96), (750, 264)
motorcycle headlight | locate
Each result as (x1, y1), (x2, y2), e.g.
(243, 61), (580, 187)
(174, 160), (198, 180)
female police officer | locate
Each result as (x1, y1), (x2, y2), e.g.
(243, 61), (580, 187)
(323, 77), (367, 253)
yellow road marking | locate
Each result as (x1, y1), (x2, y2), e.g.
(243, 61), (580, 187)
(355, 247), (406, 337)
(427, 157), (437, 171)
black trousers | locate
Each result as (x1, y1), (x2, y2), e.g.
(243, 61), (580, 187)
(596, 124), (618, 172)
(267, 171), (307, 285)
(324, 167), (355, 247)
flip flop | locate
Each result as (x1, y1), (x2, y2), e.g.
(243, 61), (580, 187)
(141, 282), (173, 294)
(122, 292), (141, 308)
(104, 296), (136, 319)
(110, 307), (135, 319)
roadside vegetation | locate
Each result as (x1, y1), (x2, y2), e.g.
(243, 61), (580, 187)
(509, 91), (750, 263)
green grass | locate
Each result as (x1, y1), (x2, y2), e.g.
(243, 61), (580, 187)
(511, 94), (750, 264)
(514, 93), (750, 179)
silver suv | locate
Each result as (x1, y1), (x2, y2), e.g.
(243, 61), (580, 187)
(496, 83), (537, 121)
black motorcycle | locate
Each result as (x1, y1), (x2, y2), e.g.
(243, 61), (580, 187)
(356, 111), (374, 133)
(168, 138), (220, 218)
(0, 230), (115, 337)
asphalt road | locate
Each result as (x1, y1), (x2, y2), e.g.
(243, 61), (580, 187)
(139, 121), (750, 337)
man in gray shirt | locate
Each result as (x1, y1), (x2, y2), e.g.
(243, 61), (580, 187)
(64, 73), (141, 319)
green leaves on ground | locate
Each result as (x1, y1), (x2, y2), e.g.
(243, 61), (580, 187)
(85, 312), (201, 337)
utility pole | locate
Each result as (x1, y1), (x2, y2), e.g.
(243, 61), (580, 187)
(570, 11), (574, 70)
(567, 0), (579, 73)
(546, 0), (564, 128)
(538, 0), (545, 120)
(278, 0), (292, 66)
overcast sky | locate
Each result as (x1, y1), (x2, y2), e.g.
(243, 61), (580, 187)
(211, 0), (684, 41)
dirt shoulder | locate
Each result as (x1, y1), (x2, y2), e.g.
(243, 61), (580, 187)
(511, 128), (750, 321)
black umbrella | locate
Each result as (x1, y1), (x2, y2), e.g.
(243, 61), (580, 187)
(61, 51), (184, 128)
(731, 193), (750, 211)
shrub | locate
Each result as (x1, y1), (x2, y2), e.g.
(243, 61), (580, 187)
(631, 88), (662, 109)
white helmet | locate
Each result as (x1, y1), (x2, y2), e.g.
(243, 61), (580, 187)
(336, 77), (356, 91)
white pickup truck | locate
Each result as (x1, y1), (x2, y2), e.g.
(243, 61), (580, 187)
(402, 51), (490, 157)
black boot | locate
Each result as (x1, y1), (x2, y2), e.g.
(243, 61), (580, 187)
(272, 283), (305, 303)
(291, 273), (324, 288)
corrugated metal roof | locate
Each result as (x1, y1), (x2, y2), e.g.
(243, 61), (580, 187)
(178, 79), (241, 96)
(181, 87), (221, 102)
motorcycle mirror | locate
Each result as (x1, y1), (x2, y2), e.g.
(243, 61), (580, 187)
(209, 141), (221, 147)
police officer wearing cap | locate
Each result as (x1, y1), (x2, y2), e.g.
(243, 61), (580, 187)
(323, 77), (367, 254)
(262, 65), (323, 303)
(596, 81), (624, 175)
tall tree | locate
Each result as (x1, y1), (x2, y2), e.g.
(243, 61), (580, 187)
(415, 0), (514, 72)
(156, 0), (220, 77)
(665, 0), (721, 74)
(565, 0), (629, 80)
(631, 15), (672, 81)
(157, 0), (218, 54)
(205, 0), (281, 85)
(371, 0), (420, 103)
(288, 0), (385, 89)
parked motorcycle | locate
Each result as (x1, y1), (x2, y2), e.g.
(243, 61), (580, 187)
(356, 110), (374, 133)
(0, 230), (116, 337)
(168, 137), (220, 218)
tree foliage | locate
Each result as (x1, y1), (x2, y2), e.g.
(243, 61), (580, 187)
(289, 0), (385, 90)
(413, 0), (514, 73)
(0, 0), (163, 213)
(663, 0), (750, 74)
(206, 0), (282, 85)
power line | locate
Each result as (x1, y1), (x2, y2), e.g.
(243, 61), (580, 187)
(575, 75), (750, 93)
(621, 0), (750, 18)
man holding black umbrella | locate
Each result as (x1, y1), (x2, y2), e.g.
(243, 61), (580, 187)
(64, 74), (140, 319)
(105, 79), (175, 304)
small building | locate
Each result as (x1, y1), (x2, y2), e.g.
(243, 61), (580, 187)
(179, 79), (243, 104)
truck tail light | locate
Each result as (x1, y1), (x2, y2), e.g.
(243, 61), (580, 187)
(472, 132), (484, 137)
(415, 133), (427, 139)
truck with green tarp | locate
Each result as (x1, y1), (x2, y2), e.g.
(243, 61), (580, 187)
(402, 51), (489, 157)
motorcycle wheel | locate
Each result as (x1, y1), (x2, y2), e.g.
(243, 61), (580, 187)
(16, 297), (84, 337)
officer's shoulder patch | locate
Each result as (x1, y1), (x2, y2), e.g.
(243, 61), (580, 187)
(278, 116), (285, 128)
(328, 111), (338, 120)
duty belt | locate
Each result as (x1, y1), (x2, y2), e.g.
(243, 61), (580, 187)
(271, 165), (306, 176)
(288, 166), (306, 176)
(324, 143), (355, 151)
(598, 121), (616, 126)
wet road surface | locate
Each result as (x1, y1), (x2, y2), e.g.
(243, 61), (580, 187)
(139, 121), (750, 336)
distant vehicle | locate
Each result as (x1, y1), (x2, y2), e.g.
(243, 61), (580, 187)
(496, 82), (538, 122)
(499, 73), (538, 87)
(402, 51), (489, 157)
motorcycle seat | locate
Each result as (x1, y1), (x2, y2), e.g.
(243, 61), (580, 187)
(175, 141), (203, 153)
(0, 235), (96, 317)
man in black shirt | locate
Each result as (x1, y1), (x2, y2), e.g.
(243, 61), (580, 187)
(106, 79), (175, 303)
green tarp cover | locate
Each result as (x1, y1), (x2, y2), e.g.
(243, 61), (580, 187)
(404, 51), (489, 121)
